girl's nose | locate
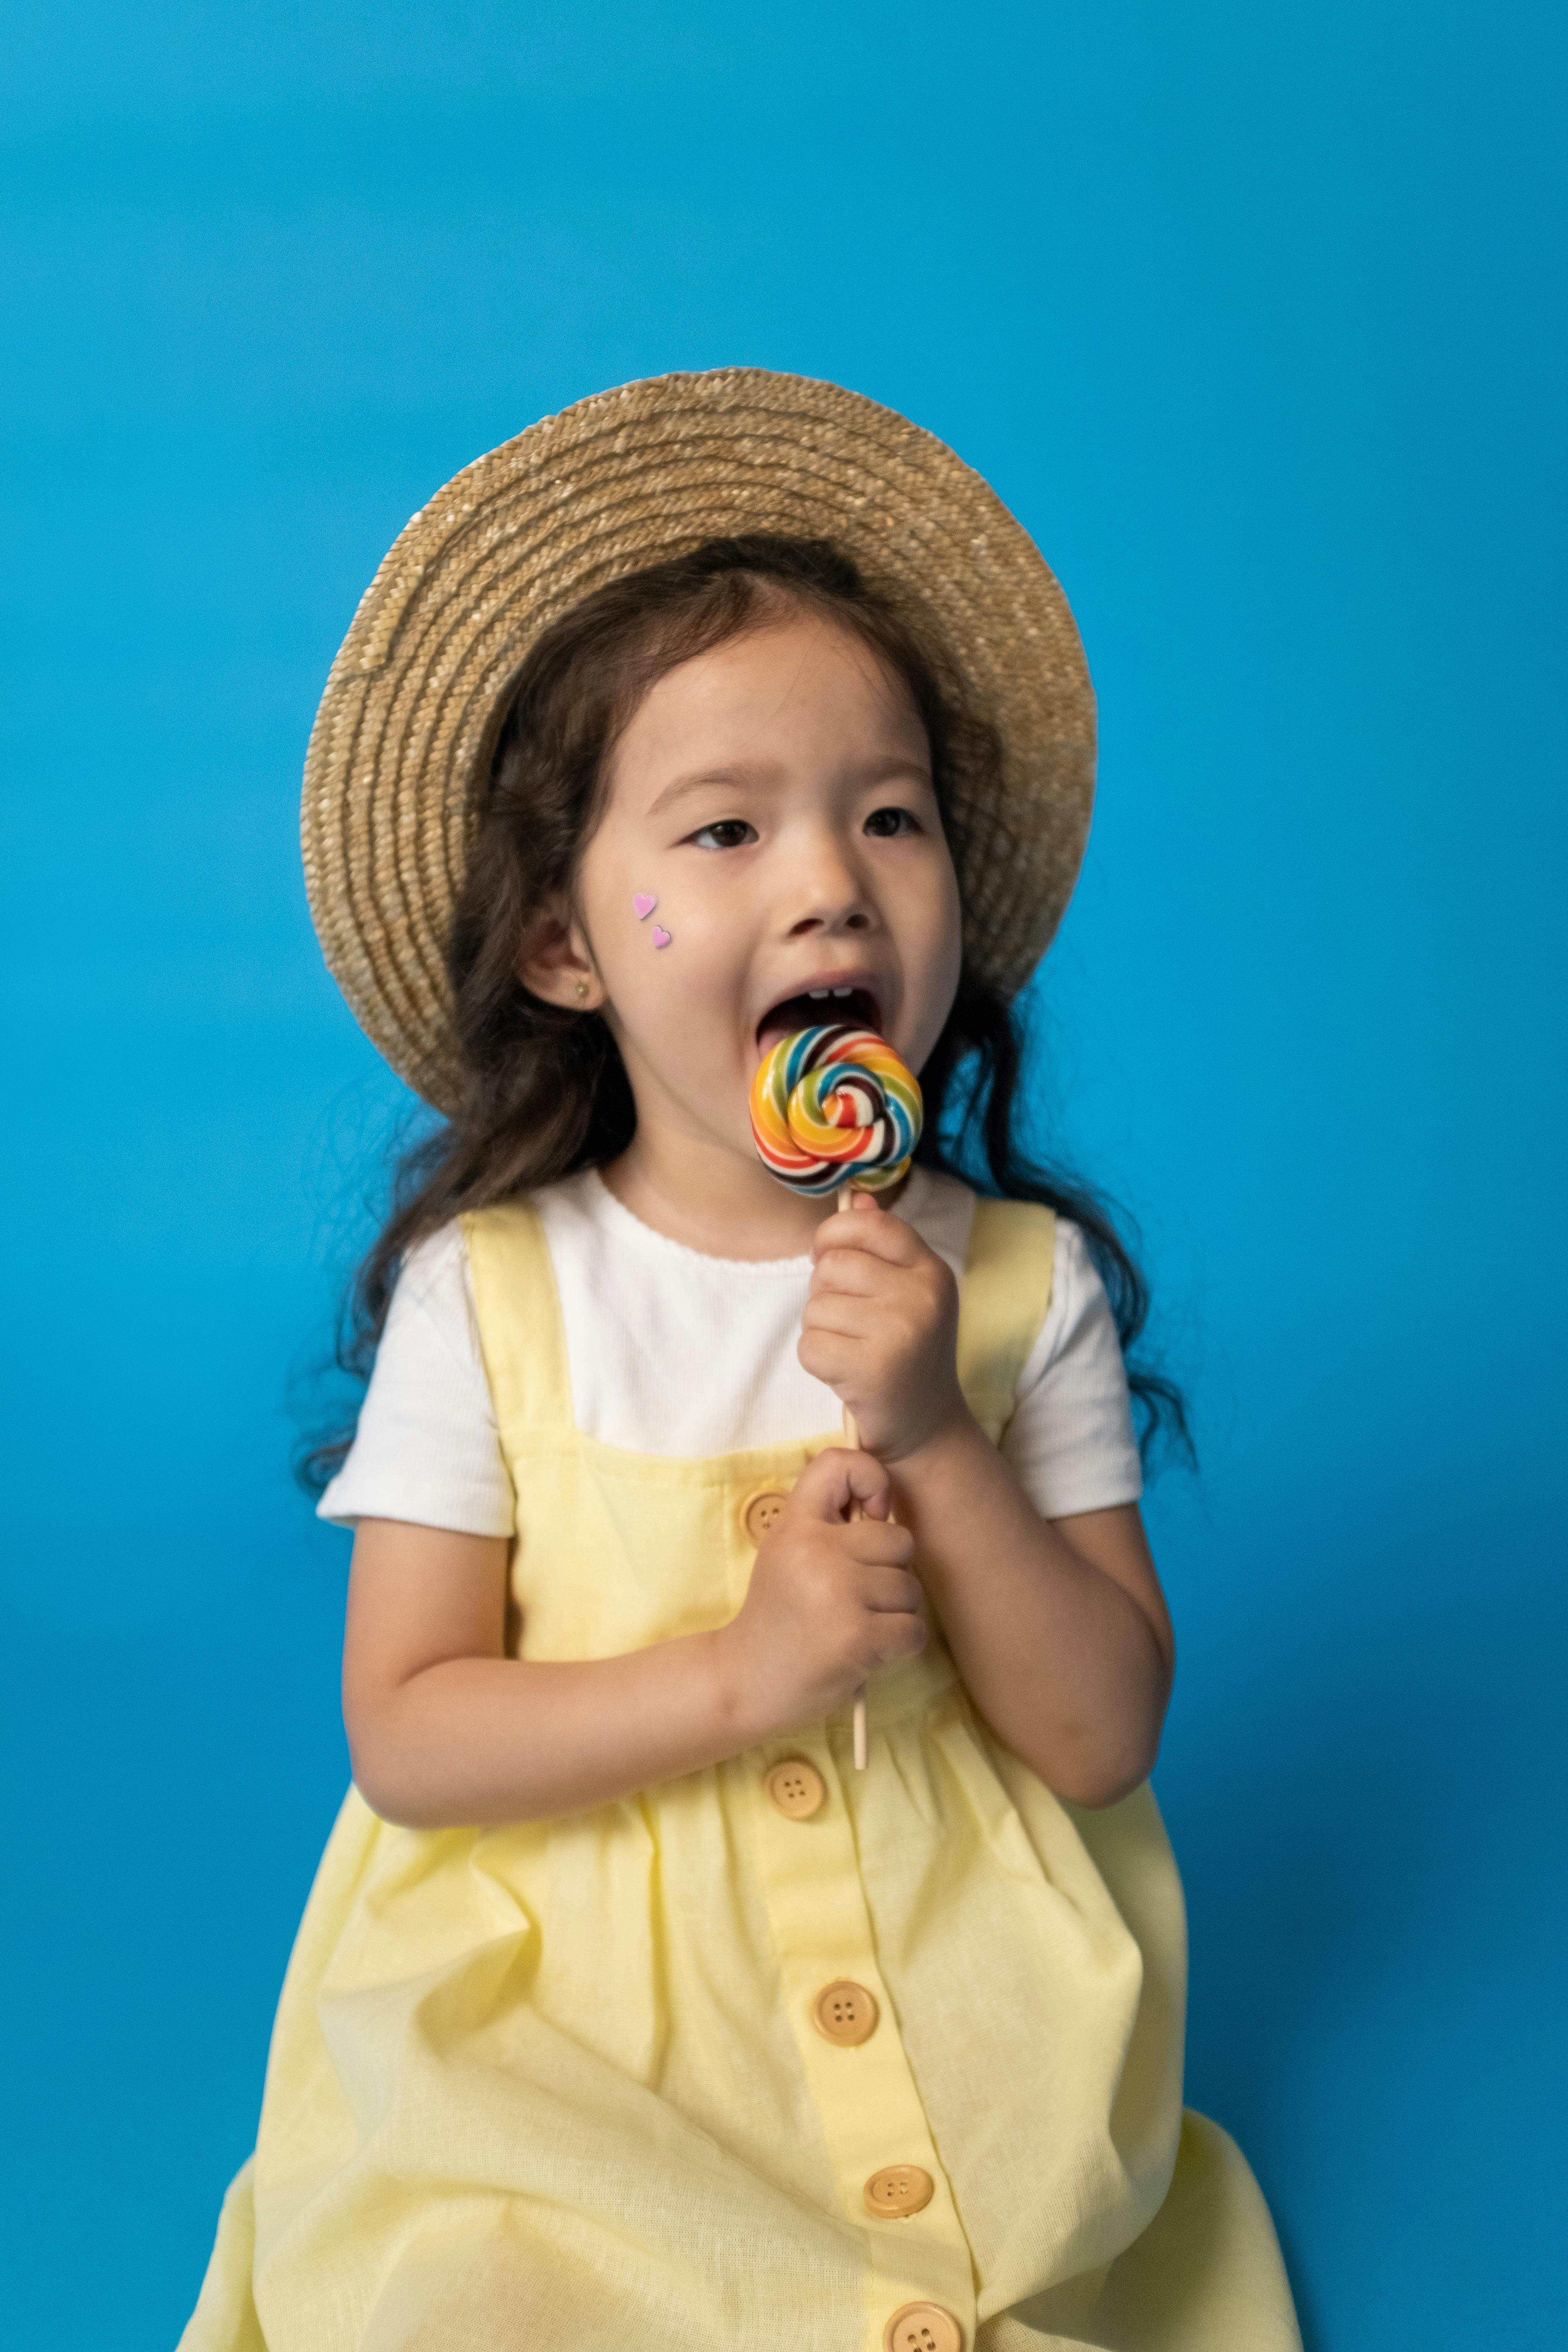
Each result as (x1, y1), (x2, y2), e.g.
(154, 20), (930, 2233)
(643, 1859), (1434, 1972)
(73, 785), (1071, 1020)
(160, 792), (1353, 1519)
(786, 837), (875, 938)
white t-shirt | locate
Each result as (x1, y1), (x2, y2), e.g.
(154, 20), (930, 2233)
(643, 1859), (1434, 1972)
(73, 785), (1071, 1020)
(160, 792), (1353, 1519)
(318, 1167), (1143, 1533)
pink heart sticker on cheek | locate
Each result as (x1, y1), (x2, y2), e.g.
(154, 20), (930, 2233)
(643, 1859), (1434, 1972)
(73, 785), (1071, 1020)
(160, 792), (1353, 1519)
(632, 893), (657, 920)
(651, 926), (672, 949)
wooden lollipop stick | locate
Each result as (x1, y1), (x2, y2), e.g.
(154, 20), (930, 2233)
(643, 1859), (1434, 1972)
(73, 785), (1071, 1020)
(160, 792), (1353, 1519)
(838, 1187), (870, 1771)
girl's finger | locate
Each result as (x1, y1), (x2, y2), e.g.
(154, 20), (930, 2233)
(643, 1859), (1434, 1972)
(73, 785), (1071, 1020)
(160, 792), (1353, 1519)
(795, 1331), (859, 1392)
(851, 1543), (926, 1599)
(799, 1296), (880, 1343)
(793, 1445), (892, 1521)
(808, 1248), (891, 1298)
(872, 1615), (930, 1664)
(811, 1212), (920, 1268)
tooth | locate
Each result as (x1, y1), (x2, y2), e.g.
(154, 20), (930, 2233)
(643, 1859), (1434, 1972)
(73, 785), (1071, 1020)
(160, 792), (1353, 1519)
(832, 986), (852, 997)
(808, 988), (829, 998)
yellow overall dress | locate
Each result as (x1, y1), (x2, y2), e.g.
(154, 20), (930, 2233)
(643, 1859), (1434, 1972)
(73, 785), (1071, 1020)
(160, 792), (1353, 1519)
(182, 1198), (1301, 2352)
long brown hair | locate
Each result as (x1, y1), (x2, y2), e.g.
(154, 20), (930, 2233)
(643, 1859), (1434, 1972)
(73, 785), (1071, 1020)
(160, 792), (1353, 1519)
(299, 534), (1189, 1491)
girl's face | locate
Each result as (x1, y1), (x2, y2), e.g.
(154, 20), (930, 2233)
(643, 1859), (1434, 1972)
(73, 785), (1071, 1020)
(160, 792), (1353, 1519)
(529, 608), (963, 1190)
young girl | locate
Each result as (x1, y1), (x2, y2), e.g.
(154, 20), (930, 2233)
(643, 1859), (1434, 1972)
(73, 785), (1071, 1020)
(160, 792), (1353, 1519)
(182, 370), (1301, 2352)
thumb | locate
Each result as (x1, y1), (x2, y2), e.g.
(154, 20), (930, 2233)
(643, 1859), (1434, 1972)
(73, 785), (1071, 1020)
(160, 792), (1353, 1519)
(797, 1445), (893, 1523)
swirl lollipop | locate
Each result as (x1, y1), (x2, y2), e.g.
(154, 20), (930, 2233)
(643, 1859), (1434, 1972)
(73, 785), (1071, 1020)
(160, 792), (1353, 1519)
(749, 1025), (923, 1197)
(749, 1024), (923, 1770)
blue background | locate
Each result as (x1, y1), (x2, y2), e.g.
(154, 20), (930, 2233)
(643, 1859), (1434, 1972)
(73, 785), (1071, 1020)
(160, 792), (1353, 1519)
(2, 5), (1563, 2345)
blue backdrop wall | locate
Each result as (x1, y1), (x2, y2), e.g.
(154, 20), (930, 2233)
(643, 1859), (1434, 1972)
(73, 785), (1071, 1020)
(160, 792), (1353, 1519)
(2, 6), (1563, 2346)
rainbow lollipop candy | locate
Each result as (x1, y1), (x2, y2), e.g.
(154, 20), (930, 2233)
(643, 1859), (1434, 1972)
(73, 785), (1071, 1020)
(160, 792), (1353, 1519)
(749, 1025), (923, 1197)
(749, 1024), (923, 1772)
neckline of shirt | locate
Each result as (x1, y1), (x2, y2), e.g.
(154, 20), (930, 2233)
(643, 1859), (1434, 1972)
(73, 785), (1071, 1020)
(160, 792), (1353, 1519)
(576, 1165), (948, 1279)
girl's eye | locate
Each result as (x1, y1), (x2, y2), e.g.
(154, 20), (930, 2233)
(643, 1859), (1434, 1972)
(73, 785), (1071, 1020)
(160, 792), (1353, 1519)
(864, 805), (921, 838)
(688, 819), (758, 850)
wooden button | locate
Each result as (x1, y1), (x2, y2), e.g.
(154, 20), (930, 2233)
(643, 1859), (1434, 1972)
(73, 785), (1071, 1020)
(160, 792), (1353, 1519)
(863, 2163), (935, 2219)
(882, 2303), (964, 2352)
(811, 1979), (879, 2046)
(764, 1758), (826, 1820)
(742, 1489), (788, 1545)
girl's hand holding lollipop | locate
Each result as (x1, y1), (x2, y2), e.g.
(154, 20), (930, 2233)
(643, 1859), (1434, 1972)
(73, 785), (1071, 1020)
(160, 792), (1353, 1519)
(749, 1024), (950, 1765)
(716, 1446), (928, 1750)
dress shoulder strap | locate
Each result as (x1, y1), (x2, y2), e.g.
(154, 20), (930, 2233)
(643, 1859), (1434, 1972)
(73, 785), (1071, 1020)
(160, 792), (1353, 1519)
(463, 1190), (1051, 1447)
(956, 1197), (1057, 1445)
(460, 1199), (575, 1437)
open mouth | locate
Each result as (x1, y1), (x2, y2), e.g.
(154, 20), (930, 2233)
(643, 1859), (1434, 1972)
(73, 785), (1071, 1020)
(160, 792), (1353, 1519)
(756, 983), (882, 1055)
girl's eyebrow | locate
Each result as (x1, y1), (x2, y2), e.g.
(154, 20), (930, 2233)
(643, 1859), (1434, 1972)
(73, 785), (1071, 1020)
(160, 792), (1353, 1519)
(645, 750), (933, 821)
(645, 762), (783, 818)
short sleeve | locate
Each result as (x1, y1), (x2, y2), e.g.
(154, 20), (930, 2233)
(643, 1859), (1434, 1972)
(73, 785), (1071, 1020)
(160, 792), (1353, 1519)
(999, 1218), (1144, 1519)
(316, 1224), (515, 1537)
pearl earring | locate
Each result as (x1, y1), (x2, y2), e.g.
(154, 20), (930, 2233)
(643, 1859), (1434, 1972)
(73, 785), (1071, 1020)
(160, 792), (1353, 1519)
(574, 981), (589, 1001)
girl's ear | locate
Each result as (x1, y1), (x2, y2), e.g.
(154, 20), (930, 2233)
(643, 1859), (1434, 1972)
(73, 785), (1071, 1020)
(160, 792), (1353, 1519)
(517, 894), (604, 1011)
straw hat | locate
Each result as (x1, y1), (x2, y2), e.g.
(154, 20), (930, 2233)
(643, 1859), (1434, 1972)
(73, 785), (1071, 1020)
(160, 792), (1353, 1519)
(302, 368), (1095, 1111)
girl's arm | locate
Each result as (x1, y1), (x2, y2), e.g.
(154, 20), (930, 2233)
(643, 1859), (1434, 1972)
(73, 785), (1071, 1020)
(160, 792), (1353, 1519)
(896, 1448), (1173, 1808)
(342, 1520), (737, 1826)
(343, 1446), (926, 1827)
(805, 1200), (1174, 1809)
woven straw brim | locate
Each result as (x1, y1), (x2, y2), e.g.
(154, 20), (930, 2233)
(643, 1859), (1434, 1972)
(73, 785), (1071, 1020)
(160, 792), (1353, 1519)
(302, 368), (1095, 1112)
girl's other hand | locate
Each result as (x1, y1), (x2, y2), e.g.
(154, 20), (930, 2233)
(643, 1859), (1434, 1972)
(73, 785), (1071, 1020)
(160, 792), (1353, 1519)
(801, 1194), (969, 1461)
(716, 1448), (928, 1738)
